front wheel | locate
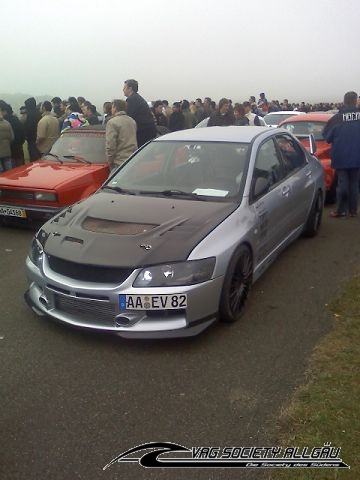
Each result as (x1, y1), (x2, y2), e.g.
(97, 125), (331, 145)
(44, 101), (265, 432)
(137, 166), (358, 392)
(303, 190), (323, 237)
(219, 244), (253, 323)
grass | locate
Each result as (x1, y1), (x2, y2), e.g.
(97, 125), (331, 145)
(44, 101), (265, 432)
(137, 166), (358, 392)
(271, 274), (360, 479)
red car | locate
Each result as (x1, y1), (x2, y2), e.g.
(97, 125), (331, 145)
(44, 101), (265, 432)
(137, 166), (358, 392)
(279, 113), (336, 202)
(0, 126), (109, 223)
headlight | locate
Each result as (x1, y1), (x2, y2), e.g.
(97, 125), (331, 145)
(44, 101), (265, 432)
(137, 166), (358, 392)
(28, 237), (43, 268)
(133, 258), (216, 287)
(34, 191), (57, 202)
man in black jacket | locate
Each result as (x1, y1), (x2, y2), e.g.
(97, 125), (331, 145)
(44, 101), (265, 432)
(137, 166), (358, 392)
(24, 97), (41, 161)
(169, 102), (185, 132)
(123, 79), (157, 147)
(208, 98), (235, 126)
(323, 91), (360, 217)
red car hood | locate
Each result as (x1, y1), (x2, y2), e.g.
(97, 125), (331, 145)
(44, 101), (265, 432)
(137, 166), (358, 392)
(0, 161), (107, 189)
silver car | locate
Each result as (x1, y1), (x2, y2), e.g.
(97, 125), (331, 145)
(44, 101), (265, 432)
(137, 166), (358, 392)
(25, 127), (324, 338)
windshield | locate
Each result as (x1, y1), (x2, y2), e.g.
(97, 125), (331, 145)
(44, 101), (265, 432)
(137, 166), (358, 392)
(45, 133), (106, 164)
(105, 140), (250, 200)
(281, 121), (326, 141)
(264, 113), (297, 125)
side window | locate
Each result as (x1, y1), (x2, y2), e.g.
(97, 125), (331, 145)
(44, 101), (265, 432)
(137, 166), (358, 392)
(251, 139), (285, 200)
(275, 135), (307, 173)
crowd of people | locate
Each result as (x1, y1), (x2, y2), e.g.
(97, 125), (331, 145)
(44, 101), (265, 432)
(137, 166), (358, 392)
(1, 82), (359, 219)
(0, 82), (343, 173)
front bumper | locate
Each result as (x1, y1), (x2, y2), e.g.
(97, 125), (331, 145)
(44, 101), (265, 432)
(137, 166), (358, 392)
(0, 202), (62, 222)
(25, 256), (222, 338)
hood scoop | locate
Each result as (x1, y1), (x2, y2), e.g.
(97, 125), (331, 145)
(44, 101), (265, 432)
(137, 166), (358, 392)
(64, 236), (84, 245)
(82, 217), (158, 235)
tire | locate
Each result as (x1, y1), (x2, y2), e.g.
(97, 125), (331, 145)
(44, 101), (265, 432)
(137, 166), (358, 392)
(303, 190), (323, 237)
(219, 244), (253, 323)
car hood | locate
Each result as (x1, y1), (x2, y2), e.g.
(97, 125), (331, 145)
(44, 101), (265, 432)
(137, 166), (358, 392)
(39, 192), (239, 267)
(0, 161), (105, 189)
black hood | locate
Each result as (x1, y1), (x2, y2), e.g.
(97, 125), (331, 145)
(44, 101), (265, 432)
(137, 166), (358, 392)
(39, 192), (238, 267)
(25, 97), (37, 111)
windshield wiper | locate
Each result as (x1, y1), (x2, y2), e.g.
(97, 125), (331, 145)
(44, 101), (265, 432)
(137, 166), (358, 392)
(43, 153), (63, 164)
(140, 189), (203, 200)
(102, 185), (138, 195)
(63, 155), (91, 164)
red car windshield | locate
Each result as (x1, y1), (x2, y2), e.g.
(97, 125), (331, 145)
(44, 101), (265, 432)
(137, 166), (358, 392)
(45, 133), (106, 164)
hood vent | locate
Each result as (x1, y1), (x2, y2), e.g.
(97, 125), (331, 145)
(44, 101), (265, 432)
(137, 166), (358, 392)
(64, 236), (84, 245)
(82, 217), (158, 235)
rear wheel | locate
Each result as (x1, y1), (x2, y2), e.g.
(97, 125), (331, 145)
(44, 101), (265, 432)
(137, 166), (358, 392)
(303, 190), (323, 237)
(219, 244), (253, 323)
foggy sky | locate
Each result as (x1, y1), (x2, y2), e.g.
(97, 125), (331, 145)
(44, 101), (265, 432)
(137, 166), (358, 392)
(2, 0), (359, 109)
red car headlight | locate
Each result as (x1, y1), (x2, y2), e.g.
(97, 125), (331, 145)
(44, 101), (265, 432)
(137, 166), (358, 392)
(34, 192), (58, 202)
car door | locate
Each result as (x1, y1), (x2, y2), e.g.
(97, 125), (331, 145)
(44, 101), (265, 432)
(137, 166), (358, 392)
(274, 134), (314, 230)
(249, 137), (292, 264)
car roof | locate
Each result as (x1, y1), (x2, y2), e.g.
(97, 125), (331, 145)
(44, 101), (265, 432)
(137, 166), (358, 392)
(62, 125), (105, 135)
(154, 126), (273, 143)
(264, 111), (303, 116)
(279, 112), (334, 124)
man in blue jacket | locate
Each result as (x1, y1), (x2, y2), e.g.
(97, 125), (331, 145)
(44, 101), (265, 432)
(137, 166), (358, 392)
(323, 91), (360, 217)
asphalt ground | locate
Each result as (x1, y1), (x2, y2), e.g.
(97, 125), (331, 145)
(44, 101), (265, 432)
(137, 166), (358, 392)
(1, 207), (359, 480)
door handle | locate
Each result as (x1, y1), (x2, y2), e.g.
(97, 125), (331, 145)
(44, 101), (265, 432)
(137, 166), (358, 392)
(282, 186), (290, 197)
(305, 169), (312, 177)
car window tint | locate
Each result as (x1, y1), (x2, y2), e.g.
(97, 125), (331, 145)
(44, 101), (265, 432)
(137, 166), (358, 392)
(109, 141), (249, 199)
(124, 150), (167, 183)
(251, 138), (285, 199)
(275, 135), (307, 173)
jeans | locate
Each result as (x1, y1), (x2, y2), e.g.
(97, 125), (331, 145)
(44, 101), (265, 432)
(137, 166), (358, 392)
(0, 157), (14, 172)
(336, 168), (360, 215)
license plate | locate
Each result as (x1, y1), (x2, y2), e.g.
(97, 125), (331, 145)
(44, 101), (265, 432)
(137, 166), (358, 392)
(0, 205), (27, 218)
(119, 294), (187, 310)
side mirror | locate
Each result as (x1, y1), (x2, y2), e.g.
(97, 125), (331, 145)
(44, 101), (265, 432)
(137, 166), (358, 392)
(308, 133), (317, 155)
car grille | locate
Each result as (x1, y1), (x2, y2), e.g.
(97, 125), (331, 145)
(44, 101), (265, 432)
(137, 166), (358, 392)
(0, 189), (34, 200)
(53, 292), (116, 327)
(47, 255), (133, 284)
